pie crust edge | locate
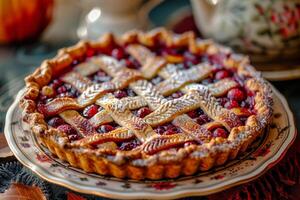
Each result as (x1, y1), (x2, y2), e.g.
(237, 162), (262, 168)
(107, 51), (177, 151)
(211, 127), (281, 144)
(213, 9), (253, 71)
(19, 28), (273, 180)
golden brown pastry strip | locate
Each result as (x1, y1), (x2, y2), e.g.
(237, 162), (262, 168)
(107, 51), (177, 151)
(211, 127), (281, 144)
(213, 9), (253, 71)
(59, 110), (96, 136)
(73, 61), (102, 76)
(172, 114), (211, 142)
(71, 127), (134, 147)
(61, 72), (93, 93)
(144, 90), (202, 126)
(143, 134), (194, 155)
(156, 63), (213, 96)
(126, 44), (166, 79)
(38, 98), (82, 117)
(183, 78), (238, 97)
(97, 94), (157, 142)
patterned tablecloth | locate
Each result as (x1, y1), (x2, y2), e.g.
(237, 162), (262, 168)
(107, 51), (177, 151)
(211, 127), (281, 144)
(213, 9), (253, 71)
(0, 42), (299, 200)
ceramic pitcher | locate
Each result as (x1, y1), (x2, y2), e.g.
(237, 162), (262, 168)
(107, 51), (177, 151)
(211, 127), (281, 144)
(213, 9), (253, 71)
(191, 0), (300, 62)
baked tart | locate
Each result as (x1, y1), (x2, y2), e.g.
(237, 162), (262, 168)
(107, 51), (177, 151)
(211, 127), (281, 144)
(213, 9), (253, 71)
(19, 28), (273, 180)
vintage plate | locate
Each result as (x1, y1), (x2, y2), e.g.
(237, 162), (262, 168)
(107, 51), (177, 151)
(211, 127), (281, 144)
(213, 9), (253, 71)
(5, 85), (296, 199)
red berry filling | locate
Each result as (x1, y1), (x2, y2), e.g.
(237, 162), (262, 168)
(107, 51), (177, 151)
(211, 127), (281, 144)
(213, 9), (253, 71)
(113, 88), (136, 99)
(215, 70), (231, 80)
(224, 100), (239, 109)
(195, 114), (212, 125)
(83, 104), (100, 118)
(47, 117), (65, 127)
(227, 88), (245, 102)
(212, 128), (228, 138)
(54, 83), (80, 98)
(96, 122), (119, 134)
(184, 141), (197, 147)
(113, 90), (128, 99)
(161, 47), (185, 56)
(118, 138), (141, 151)
(56, 124), (81, 141)
(154, 123), (182, 135)
(167, 91), (184, 100)
(135, 107), (152, 118)
(86, 48), (96, 57)
(97, 124), (115, 133)
(111, 48), (126, 60)
(57, 124), (77, 135)
(187, 108), (204, 118)
(122, 56), (141, 69)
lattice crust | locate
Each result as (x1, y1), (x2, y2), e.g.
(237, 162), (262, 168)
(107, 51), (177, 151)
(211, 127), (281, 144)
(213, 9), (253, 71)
(20, 28), (273, 180)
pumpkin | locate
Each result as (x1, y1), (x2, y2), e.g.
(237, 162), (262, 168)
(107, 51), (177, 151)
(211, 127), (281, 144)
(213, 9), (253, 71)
(0, 0), (53, 44)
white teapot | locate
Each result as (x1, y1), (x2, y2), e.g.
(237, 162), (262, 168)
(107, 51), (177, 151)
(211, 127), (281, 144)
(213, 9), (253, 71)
(191, 0), (300, 62)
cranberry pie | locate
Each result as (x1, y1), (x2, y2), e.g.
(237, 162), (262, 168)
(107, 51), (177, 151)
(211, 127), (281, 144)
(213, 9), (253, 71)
(20, 28), (273, 180)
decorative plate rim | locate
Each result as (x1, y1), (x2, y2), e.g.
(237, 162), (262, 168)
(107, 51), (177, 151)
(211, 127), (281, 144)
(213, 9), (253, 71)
(4, 84), (297, 199)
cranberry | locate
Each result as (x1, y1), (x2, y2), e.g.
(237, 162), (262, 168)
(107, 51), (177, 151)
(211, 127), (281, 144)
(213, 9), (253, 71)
(97, 124), (115, 133)
(184, 141), (197, 147)
(215, 70), (230, 80)
(83, 104), (99, 118)
(113, 90), (127, 99)
(39, 95), (48, 102)
(125, 57), (140, 69)
(196, 114), (210, 125)
(68, 134), (80, 141)
(154, 126), (166, 134)
(52, 79), (63, 89)
(37, 103), (46, 114)
(57, 85), (67, 94)
(171, 91), (184, 99)
(119, 139), (141, 151)
(48, 117), (65, 127)
(111, 48), (125, 60)
(187, 110), (198, 118)
(227, 88), (245, 102)
(57, 124), (77, 135)
(136, 107), (152, 118)
(218, 97), (228, 106)
(213, 128), (228, 138)
(164, 124), (181, 135)
(124, 59), (134, 69)
(86, 49), (95, 57)
(224, 100), (239, 109)
(209, 54), (224, 66)
(161, 48), (177, 56)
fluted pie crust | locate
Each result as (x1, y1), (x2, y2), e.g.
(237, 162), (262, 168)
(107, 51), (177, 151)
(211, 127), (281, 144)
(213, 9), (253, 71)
(19, 28), (273, 180)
